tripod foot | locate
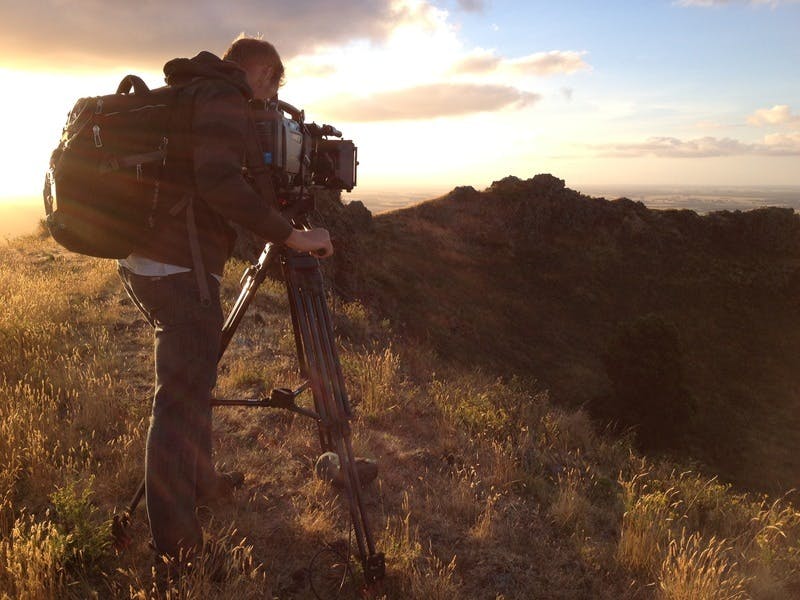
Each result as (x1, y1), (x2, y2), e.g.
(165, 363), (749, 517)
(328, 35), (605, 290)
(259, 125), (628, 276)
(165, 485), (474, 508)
(111, 512), (133, 552)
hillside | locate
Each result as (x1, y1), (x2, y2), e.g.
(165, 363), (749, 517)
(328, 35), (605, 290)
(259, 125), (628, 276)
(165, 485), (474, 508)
(0, 186), (799, 598)
(318, 174), (800, 495)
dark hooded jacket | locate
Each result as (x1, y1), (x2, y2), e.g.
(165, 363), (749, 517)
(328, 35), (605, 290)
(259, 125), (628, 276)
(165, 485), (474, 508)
(135, 51), (293, 276)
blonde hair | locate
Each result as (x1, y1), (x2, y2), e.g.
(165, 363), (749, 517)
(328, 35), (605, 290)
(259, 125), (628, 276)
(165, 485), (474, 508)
(223, 35), (285, 86)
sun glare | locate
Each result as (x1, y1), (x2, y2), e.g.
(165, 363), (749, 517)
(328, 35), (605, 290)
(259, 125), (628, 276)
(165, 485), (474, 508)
(0, 68), (162, 203)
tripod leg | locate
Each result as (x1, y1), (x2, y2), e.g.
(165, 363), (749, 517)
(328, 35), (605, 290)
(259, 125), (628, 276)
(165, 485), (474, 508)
(282, 252), (383, 581)
(284, 259), (336, 451)
(111, 478), (145, 549)
(311, 292), (351, 417)
(219, 242), (279, 359)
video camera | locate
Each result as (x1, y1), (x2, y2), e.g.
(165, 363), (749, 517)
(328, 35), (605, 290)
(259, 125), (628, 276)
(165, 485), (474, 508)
(251, 98), (357, 214)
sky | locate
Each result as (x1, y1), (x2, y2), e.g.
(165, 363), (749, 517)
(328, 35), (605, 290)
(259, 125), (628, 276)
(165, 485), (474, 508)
(0, 0), (799, 205)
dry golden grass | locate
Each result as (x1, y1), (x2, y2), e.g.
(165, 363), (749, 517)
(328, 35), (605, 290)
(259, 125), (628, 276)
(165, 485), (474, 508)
(548, 467), (592, 532)
(658, 530), (748, 600)
(0, 512), (67, 600)
(617, 466), (800, 598)
(342, 345), (402, 419)
(1, 235), (799, 598)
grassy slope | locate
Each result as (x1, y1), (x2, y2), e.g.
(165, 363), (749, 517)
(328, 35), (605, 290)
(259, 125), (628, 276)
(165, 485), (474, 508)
(0, 214), (799, 598)
(343, 175), (800, 494)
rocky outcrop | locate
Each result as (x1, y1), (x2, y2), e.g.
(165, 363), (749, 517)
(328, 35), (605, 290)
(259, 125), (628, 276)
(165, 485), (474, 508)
(231, 188), (374, 298)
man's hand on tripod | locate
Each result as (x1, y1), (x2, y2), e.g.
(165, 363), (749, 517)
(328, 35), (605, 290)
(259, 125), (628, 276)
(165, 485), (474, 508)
(285, 228), (334, 258)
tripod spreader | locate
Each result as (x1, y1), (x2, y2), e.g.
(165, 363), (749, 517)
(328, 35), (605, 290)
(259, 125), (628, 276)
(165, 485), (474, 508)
(211, 383), (320, 421)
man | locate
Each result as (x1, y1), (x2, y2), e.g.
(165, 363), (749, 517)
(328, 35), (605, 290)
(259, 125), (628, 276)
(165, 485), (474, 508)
(118, 37), (332, 563)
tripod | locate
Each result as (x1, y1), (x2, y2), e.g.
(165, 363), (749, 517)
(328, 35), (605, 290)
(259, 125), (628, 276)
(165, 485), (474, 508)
(112, 238), (386, 585)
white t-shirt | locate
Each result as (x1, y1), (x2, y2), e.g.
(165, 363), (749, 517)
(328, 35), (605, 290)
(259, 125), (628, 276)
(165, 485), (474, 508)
(118, 255), (221, 281)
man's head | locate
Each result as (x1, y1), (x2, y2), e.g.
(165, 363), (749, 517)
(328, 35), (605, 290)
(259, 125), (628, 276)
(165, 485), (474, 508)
(223, 36), (285, 100)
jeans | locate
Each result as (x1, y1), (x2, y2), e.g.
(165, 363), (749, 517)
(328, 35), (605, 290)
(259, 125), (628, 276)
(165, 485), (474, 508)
(118, 267), (223, 557)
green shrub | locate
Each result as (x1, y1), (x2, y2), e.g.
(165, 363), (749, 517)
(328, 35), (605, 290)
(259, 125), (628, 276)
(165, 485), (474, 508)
(49, 476), (111, 573)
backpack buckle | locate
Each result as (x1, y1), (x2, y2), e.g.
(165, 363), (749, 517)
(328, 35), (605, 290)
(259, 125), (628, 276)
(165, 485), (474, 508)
(93, 124), (103, 148)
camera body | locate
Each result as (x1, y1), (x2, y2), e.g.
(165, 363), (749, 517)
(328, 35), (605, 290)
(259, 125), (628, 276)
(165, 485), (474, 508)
(251, 99), (357, 208)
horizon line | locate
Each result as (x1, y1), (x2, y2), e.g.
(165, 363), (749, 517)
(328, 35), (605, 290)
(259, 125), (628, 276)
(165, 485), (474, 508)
(4, 181), (800, 205)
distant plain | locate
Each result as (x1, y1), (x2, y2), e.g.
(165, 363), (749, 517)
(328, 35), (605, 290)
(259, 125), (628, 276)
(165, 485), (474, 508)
(4, 184), (799, 240)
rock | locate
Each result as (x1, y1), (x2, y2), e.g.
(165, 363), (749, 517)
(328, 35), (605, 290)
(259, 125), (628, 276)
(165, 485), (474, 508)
(314, 451), (379, 488)
(529, 173), (566, 195)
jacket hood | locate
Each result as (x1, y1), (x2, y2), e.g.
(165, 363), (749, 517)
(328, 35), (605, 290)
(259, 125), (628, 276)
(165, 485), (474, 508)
(163, 51), (252, 97)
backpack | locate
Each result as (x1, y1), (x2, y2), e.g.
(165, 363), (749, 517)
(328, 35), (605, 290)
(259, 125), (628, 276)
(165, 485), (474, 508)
(43, 75), (189, 258)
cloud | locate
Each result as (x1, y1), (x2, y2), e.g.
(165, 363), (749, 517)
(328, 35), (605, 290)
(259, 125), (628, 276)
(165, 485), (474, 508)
(457, 0), (486, 11)
(747, 105), (800, 127)
(287, 61), (338, 79)
(0, 0), (412, 70)
(761, 132), (800, 154)
(314, 83), (540, 121)
(598, 136), (750, 158)
(676, 0), (800, 7)
(453, 49), (590, 76)
(452, 50), (502, 74)
(508, 51), (590, 76)
(595, 135), (800, 157)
